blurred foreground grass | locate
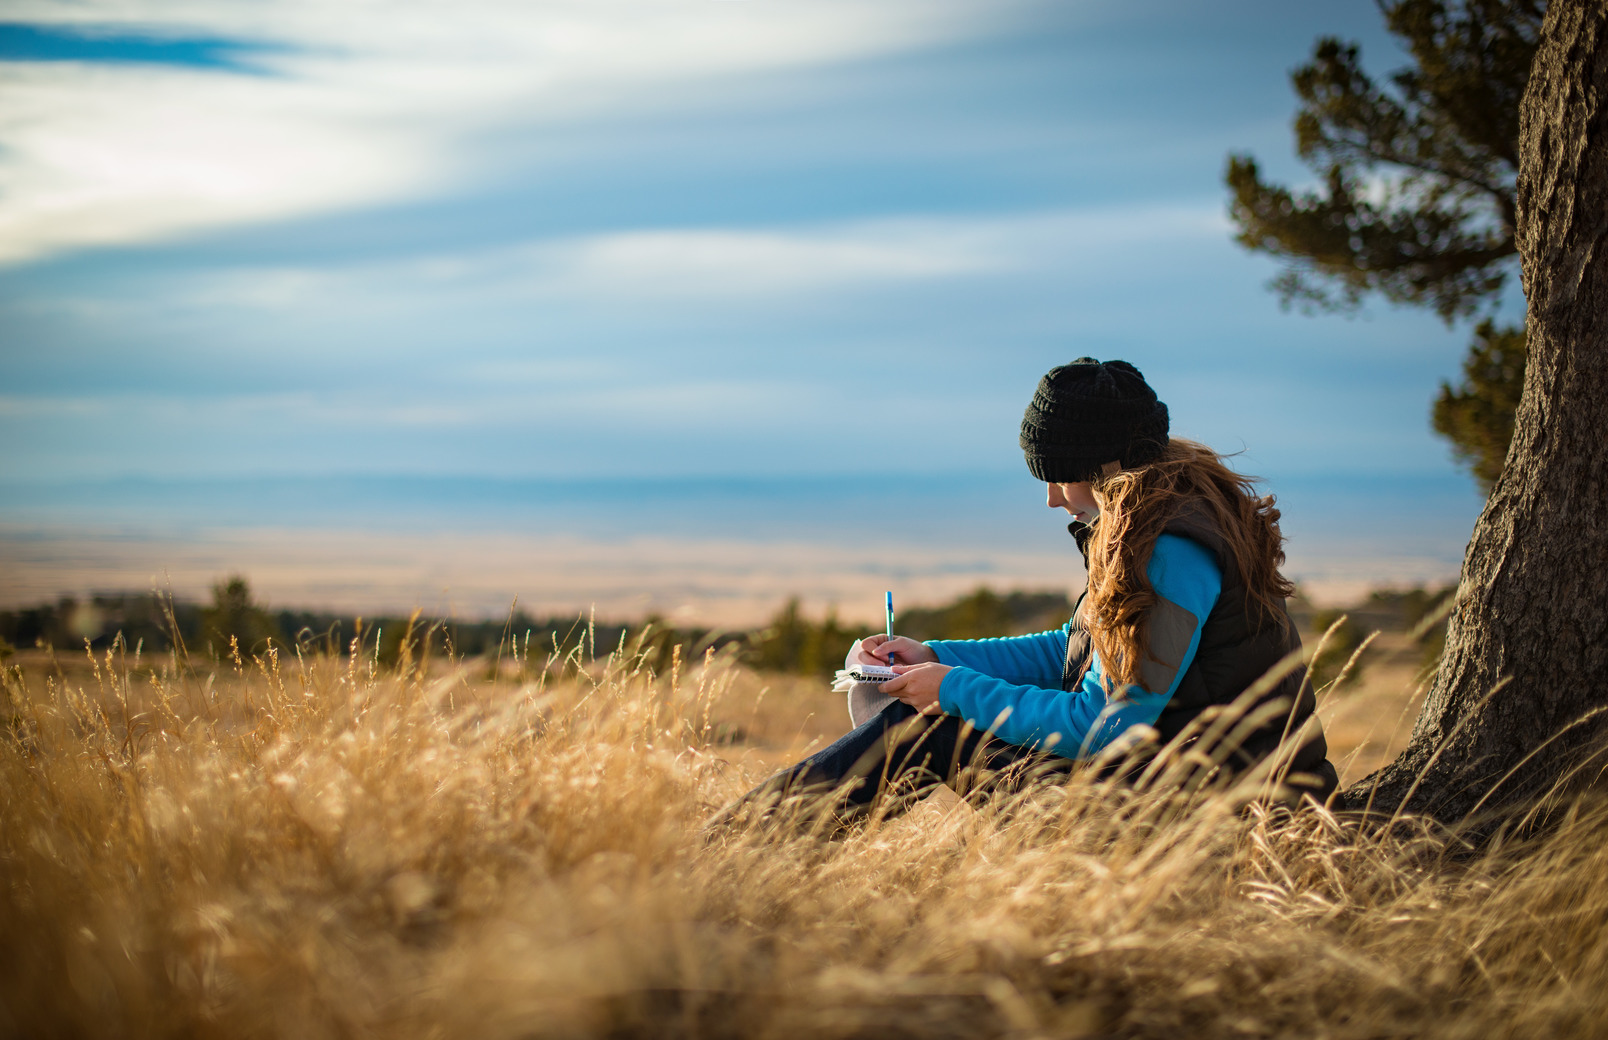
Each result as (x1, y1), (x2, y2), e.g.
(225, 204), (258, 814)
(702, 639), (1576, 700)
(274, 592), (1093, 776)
(4, 624), (1607, 1039)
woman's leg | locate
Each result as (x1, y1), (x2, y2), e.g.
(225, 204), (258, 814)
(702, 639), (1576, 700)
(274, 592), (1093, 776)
(732, 699), (1073, 821)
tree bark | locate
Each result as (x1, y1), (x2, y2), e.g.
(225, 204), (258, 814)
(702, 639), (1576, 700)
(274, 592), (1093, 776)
(1345, 0), (1608, 822)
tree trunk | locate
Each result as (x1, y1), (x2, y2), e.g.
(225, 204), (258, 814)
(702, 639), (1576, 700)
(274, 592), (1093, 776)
(1345, 0), (1608, 823)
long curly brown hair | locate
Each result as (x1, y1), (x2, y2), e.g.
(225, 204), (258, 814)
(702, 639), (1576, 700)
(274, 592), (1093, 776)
(1081, 438), (1295, 691)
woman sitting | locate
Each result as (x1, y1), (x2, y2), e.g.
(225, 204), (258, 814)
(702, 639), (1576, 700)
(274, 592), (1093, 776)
(731, 358), (1339, 825)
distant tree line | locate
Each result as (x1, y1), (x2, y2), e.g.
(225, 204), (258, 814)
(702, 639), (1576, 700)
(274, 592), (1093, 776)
(2, 576), (1461, 692)
(0, 575), (744, 673)
(0, 576), (1075, 680)
(747, 588), (1075, 678)
(1301, 585), (1454, 690)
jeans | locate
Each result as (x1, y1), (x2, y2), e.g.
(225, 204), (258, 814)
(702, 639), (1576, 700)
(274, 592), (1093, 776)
(744, 699), (1077, 816)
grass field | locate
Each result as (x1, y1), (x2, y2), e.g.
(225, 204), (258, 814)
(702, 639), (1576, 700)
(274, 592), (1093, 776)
(4, 622), (1607, 1039)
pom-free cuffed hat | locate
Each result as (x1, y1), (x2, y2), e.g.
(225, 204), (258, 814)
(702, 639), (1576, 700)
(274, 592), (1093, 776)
(1019, 358), (1170, 483)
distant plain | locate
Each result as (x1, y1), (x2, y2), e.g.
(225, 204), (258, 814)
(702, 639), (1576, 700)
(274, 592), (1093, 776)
(0, 471), (1482, 625)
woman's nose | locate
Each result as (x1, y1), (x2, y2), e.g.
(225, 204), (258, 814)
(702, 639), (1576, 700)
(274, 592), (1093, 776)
(1045, 483), (1063, 508)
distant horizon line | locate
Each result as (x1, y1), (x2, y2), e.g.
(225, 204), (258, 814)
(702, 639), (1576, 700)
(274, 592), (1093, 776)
(0, 572), (1455, 623)
(0, 468), (1483, 488)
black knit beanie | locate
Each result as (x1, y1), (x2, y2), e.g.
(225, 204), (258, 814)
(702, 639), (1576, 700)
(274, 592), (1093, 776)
(1019, 358), (1170, 483)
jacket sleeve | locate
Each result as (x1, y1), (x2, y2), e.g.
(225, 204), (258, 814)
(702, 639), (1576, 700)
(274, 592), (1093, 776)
(925, 628), (1069, 688)
(935, 534), (1222, 758)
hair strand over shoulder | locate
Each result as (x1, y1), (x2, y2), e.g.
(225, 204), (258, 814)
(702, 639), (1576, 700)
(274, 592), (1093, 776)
(1082, 439), (1294, 692)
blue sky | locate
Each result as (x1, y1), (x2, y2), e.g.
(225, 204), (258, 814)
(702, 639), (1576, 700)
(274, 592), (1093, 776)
(0, 1), (1507, 615)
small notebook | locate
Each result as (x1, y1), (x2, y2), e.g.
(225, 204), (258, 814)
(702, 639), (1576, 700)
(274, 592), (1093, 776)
(833, 663), (898, 727)
(834, 664), (897, 686)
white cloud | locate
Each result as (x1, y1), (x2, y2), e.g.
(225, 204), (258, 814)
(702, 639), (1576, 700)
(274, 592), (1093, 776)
(137, 203), (1228, 311)
(554, 226), (992, 296)
(535, 205), (1227, 298)
(0, 375), (821, 431)
(0, 63), (424, 264)
(0, 0), (1052, 265)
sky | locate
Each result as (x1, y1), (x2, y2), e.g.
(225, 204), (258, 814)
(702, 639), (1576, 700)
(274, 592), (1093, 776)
(0, 0), (1511, 622)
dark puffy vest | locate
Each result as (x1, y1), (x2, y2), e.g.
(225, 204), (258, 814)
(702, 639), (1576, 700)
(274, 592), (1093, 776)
(1061, 510), (1339, 804)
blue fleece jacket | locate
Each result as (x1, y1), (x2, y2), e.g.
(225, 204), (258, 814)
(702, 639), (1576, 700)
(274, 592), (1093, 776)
(928, 533), (1222, 758)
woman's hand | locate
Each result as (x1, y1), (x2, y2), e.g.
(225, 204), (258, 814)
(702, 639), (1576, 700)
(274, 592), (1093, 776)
(853, 634), (936, 667)
(882, 662), (952, 716)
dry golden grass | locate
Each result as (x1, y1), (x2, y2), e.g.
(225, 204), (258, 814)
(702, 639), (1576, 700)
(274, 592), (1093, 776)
(4, 629), (1608, 1039)
(1316, 629), (1434, 789)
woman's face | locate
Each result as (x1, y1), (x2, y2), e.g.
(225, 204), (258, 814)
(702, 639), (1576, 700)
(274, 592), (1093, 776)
(1046, 481), (1100, 523)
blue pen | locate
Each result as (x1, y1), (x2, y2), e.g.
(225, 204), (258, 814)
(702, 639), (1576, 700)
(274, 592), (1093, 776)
(885, 591), (896, 664)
